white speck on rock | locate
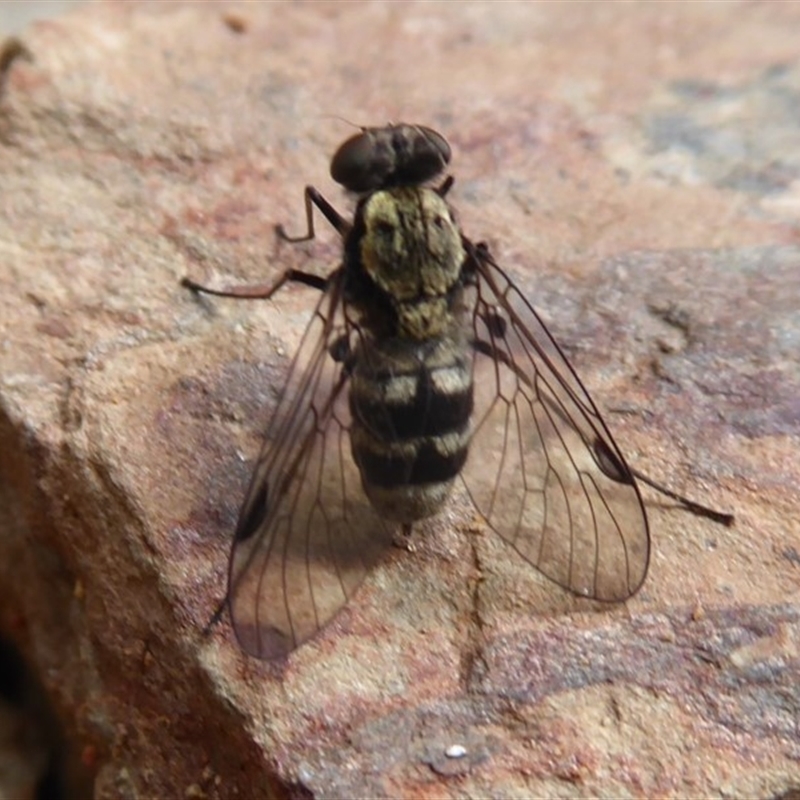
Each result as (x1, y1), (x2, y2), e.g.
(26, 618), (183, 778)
(445, 744), (467, 759)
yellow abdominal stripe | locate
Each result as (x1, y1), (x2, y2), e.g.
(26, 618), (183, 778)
(349, 356), (470, 409)
(364, 480), (456, 522)
(350, 426), (470, 459)
(430, 364), (471, 395)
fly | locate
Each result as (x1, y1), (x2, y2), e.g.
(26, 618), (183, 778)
(182, 123), (733, 659)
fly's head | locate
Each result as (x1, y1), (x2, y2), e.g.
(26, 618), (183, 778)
(331, 123), (451, 193)
(357, 188), (466, 339)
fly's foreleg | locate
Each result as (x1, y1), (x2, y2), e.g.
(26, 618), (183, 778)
(277, 185), (351, 242)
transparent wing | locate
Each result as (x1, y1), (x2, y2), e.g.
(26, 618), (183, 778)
(461, 245), (650, 601)
(228, 269), (395, 659)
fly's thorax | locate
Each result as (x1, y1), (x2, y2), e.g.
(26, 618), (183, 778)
(358, 188), (466, 340)
(349, 332), (474, 523)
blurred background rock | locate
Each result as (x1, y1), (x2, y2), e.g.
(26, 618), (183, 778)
(0, 1), (84, 36)
(2, 6), (86, 800)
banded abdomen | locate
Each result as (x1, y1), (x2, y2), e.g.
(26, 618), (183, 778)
(349, 332), (474, 523)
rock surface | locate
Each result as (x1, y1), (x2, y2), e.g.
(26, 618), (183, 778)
(0, 2), (798, 798)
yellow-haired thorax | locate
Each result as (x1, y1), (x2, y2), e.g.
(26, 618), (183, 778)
(359, 187), (466, 340)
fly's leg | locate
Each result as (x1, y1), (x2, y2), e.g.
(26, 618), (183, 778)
(182, 186), (348, 297)
(393, 523), (416, 552)
(277, 185), (351, 241)
(181, 269), (326, 300)
(201, 601), (226, 639)
(436, 175), (454, 198)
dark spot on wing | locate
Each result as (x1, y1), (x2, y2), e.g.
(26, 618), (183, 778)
(235, 482), (269, 542)
(593, 438), (633, 484)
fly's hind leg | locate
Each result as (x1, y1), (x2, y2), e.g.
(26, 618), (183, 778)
(393, 522), (416, 553)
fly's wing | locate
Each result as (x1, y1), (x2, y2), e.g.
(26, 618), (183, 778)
(228, 269), (395, 659)
(461, 246), (650, 601)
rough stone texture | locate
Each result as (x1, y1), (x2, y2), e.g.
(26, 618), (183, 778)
(1, 2), (799, 798)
